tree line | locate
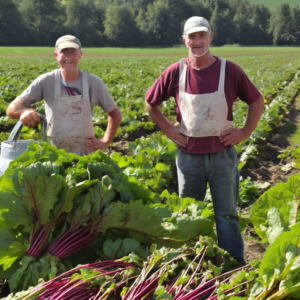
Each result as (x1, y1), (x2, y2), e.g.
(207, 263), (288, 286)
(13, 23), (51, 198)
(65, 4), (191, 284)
(1, 0), (300, 47)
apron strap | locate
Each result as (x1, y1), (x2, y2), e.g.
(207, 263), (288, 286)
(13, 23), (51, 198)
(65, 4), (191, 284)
(179, 58), (187, 109)
(81, 71), (89, 100)
(179, 58), (187, 92)
(54, 69), (61, 98)
(218, 59), (226, 94)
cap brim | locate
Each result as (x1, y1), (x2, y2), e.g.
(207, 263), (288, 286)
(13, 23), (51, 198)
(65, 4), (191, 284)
(57, 41), (80, 50)
(185, 26), (209, 34)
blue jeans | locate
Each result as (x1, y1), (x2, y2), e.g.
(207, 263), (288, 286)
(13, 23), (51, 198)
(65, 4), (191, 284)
(176, 147), (244, 260)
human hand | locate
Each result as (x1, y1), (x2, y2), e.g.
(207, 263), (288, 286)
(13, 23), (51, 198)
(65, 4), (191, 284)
(20, 110), (41, 127)
(86, 136), (109, 151)
(220, 128), (250, 146)
(164, 125), (188, 147)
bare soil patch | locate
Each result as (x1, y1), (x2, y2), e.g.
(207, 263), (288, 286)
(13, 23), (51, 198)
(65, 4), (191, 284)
(240, 95), (300, 188)
(244, 240), (269, 263)
(240, 93), (300, 262)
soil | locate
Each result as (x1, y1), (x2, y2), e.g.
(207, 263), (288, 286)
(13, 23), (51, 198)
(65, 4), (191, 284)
(241, 95), (300, 263)
(240, 112), (300, 189)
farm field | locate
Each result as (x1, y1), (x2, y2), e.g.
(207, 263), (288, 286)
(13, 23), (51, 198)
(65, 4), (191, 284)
(0, 46), (300, 58)
(1, 46), (300, 299)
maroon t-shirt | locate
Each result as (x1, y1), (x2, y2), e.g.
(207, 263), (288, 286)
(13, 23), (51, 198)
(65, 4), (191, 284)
(145, 57), (261, 154)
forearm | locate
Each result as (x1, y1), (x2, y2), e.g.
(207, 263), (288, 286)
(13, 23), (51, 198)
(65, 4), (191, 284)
(102, 107), (122, 144)
(6, 97), (34, 119)
(145, 101), (188, 147)
(145, 102), (173, 134)
(220, 95), (265, 146)
(242, 95), (265, 136)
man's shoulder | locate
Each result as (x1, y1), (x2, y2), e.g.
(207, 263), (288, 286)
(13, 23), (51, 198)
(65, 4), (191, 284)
(34, 69), (57, 84)
(223, 59), (245, 75)
(158, 61), (180, 82)
(82, 72), (103, 84)
(164, 61), (180, 74)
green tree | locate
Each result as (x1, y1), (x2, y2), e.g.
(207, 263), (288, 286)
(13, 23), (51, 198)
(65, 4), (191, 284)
(65, 0), (106, 46)
(249, 4), (272, 45)
(104, 3), (140, 46)
(290, 5), (300, 45)
(187, 0), (211, 20)
(233, 12), (252, 45)
(0, 0), (28, 45)
(128, 0), (154, 9)
(230, 0), (253, 45)
(94, 0), (112, 33)
(200, 0), (230, 14)
(229, 0), (252, 19)
(209, 4), (237, 46)
(269, 4), (295, 45)
(166, 0), (191, 41)
(136, 0), (177, 46)
(19, 0), (65, 46)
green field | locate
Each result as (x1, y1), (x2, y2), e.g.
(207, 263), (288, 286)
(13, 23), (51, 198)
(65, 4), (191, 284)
(1, 46), (300, 298)
(248, 0), (299, 10)
(1, 45), (300, 152)
(0, 46), (300, 58)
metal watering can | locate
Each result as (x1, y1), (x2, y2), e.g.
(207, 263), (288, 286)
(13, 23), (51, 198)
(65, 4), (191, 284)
(0, 113), (47, 176)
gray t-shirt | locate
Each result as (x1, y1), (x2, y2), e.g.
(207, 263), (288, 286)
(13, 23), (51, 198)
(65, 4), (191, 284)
(20, 69), (117, 119)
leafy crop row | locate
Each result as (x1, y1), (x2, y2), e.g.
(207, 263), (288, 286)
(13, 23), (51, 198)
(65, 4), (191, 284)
(0, 142), (217, 292)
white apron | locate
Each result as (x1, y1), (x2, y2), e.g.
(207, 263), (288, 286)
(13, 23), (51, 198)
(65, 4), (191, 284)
(179, 58), (233, 137)
(47, 69), (95, 156)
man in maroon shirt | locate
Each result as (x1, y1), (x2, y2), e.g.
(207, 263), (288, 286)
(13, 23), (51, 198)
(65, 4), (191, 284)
(145, 16), (264, 265)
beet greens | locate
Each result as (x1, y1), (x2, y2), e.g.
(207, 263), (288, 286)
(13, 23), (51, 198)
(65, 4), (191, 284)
(4, 237), (258, 300)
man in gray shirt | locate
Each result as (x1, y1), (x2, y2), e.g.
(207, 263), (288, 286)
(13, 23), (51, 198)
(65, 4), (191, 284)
(7, 35), (122, 156)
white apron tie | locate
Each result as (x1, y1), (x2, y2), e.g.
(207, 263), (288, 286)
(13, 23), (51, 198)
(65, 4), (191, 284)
(179, 58), (233, 137)
(46, 69), (95, 155)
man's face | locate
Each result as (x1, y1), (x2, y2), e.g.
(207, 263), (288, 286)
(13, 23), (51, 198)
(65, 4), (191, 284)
(54, 47), (82, 74)
(183, 30), (213, 57)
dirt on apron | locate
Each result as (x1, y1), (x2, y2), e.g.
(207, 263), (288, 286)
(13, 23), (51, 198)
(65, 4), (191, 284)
(47, 69), (95, 155)
(179, 58), (233, 137)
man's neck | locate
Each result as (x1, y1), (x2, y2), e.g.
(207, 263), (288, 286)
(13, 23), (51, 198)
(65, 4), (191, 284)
(188, 52), (216, 70)
(60, 70), (80, 83)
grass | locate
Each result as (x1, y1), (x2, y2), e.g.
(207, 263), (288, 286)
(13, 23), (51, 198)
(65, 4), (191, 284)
(248, 0), (300, 10)
(0, 46), (300, 59)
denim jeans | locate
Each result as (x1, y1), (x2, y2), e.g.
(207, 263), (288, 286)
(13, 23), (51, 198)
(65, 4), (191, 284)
(176, 147), (244, 260)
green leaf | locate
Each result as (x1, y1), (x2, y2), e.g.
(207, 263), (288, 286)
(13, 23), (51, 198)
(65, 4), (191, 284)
(154, 286), (172, 299)
(96, 200), (216, 248)
(238, 212), (247, 234)
(87, 162), (116, 180)
(253, 225), (300, 297)
(90, 180), (116, 223)
(22, 173), (65, 225)
(0, 192), (32, 231)
(102, 238), (147, 260)
(250, 174), (300, 242)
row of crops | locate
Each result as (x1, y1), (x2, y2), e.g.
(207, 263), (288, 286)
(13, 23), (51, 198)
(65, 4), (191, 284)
(1, 50), (300, 299)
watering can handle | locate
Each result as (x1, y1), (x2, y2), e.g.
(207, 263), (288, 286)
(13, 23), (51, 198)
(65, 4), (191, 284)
(7, 113), (48, 142)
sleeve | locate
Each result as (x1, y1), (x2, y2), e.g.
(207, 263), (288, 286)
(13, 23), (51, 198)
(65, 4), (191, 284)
(19, 76), (44, 105)
(235, 69), (262, 105)
(91, 75), (118, 113)
(145, 63), (179, 106)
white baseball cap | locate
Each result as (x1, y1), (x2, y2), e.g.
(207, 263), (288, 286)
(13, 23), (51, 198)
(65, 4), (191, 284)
(184, 17), (210, 35)
(55, 35), (81, 50)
